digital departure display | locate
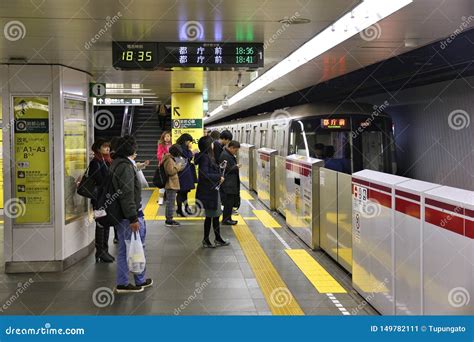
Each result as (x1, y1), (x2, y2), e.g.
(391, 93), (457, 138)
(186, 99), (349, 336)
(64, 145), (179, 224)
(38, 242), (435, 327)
(112, 42), (158, 69)
(320, 118), (349, 129)
(157, 42), (264, 69)
(112, 41), (264, 70)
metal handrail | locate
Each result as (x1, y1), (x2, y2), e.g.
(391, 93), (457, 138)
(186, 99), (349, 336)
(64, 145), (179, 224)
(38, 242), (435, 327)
(120, 106), (129, 137)
(127, 106), (135, 135)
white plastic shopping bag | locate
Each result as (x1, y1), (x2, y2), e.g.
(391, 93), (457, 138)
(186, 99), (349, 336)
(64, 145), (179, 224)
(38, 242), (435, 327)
(137, 170), (149, 188)
(127, 231), (146, 274)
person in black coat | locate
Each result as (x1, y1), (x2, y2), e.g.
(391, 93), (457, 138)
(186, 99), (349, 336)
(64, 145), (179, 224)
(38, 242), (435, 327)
(219, 141), (241, 225)
(88, 138), (115, 263)
(213, 129), (232, 162)
(175, 133), (197, 216)
(195, 136), (230, 248)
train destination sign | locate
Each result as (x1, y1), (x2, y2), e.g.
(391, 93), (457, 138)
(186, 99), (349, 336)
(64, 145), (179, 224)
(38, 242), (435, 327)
(112, 41), (264, 70)
(320, 118), (349, 129)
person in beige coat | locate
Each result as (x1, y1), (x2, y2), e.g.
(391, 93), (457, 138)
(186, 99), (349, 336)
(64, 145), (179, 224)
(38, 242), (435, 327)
(162, 144), (184, 227)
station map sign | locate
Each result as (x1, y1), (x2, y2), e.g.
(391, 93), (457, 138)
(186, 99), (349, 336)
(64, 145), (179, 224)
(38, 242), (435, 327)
(113, 41), (263, 70)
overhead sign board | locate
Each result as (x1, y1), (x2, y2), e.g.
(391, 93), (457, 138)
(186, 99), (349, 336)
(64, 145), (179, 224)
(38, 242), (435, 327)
(112, 41), (264, 70)
(93, 97), (143, 106)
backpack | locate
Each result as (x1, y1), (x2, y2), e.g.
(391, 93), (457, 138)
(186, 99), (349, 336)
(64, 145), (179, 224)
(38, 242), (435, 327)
(152, 163), (168, 188)
(95, 159), (132, 226)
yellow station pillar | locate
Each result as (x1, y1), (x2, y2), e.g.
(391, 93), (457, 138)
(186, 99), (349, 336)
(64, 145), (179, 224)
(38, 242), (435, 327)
(170, 68), (204, 145)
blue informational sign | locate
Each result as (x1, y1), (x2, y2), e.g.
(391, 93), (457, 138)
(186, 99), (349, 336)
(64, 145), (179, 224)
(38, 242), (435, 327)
(0, 316), (472, 341)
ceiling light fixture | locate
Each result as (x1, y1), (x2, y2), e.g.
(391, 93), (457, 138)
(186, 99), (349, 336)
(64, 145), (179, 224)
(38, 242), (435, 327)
(205, 0), (412, 121)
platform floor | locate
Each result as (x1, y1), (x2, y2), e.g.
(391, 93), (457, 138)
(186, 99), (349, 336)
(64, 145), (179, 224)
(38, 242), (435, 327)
(0, 189), (377, 316)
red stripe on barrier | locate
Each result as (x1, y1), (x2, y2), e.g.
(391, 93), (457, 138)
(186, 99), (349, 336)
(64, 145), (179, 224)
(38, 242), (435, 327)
(425, 207), (464, 236)
(425, 198), (462, 214)
(370, 182), (391, 194)
(395, 197), (420, 219)
(369, 189), (392, 208)
(465, 208), (474, 219)
(285, 162), (311, 177)
(352, 178), (370, 187)
(465, 220), (474, 239)
(395, 189), (420, 202)
(259, 154), (270, 161)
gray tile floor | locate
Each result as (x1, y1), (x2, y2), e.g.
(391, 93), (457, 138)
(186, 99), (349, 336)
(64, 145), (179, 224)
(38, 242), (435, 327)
(0, 190), (377, 316)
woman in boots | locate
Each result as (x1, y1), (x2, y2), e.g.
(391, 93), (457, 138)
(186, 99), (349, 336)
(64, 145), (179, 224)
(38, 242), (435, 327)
(89, 138), (115, 263)
(195, 136), (230, 248)
(175, 133), (196, 216)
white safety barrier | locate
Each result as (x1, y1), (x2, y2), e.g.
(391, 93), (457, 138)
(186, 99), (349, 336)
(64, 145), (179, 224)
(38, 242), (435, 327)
(422, 186), (473, 315)
(394, 180), (440, 315)
(352, 169), (474, 315)
(352, 170), (410, 315)
(256, 148), (278, 210)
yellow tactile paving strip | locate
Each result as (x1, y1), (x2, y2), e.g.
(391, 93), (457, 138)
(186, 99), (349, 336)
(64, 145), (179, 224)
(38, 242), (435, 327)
(253, 210), (281, 228)
(285, 249), (347, 294)
(239, 189), (253, 200)
(233, 217), (304, 315)
(143, 188), (160, 220)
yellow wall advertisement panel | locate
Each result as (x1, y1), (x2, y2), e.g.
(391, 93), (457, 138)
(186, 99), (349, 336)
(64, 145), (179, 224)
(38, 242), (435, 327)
(171, 92), (203, 146)
(13, 97), (50, 224)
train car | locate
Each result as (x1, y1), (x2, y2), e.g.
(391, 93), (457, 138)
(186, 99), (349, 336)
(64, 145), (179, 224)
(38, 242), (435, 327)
(208, 102), (397, 176)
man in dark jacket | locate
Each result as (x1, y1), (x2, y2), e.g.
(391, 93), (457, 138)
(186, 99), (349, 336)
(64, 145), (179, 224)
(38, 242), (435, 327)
(219, 140), (241, 225)
(213, 130), (232, 162)
(110, 136), (153, 294)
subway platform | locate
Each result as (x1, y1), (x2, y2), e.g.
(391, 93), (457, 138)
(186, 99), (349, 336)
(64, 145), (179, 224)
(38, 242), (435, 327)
(0, 188), (376, 316)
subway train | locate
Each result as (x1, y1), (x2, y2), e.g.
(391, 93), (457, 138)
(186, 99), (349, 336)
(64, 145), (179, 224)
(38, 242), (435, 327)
(207, 102), (397, 175)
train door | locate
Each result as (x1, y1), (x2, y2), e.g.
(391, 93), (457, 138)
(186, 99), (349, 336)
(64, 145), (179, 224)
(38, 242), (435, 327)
(271, 125), (285, 154)
(245, 129), (251, 144)
(360, 131), (384, 171)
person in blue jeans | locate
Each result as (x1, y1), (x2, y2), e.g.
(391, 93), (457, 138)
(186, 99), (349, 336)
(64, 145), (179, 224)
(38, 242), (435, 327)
(110, 135), (153, 294)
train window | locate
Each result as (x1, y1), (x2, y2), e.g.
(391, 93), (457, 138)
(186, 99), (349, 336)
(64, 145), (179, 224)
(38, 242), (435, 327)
(260, 130), (267, 147)
(245, 130), (251, 144)
(252, 127), (257, 145)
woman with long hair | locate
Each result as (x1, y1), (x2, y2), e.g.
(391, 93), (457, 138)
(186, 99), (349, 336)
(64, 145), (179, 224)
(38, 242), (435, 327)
(195, 136), (230, 248)
(156, 130), (172, 204)
(175, 133), (196, 216)
(89, 138), (115, 263)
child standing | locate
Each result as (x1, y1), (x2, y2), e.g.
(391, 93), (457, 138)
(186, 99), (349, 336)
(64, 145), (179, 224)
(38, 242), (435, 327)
(162, 144), (184, 227)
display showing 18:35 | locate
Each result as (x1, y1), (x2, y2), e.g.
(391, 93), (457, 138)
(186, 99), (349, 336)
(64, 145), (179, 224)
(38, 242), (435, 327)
(121, 50), (153, 62)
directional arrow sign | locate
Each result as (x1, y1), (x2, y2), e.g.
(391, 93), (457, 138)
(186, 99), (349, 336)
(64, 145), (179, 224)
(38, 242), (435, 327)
(173, 106), (181, 117)
(97, 98), (104, 104)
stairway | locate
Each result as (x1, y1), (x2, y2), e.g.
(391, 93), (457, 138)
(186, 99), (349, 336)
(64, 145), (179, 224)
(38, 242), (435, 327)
(132, 105), (163, 186)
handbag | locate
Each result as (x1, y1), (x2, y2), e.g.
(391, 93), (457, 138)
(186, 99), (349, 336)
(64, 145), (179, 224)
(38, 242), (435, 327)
(77, 165), (97, 199)
(127, 231), (146, 274)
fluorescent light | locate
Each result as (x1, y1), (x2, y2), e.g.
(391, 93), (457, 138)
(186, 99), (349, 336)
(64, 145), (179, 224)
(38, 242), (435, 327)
(208, 0), (412, 118)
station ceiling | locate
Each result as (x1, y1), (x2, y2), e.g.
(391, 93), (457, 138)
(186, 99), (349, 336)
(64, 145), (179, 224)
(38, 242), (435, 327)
(0, 0), (472, 122)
